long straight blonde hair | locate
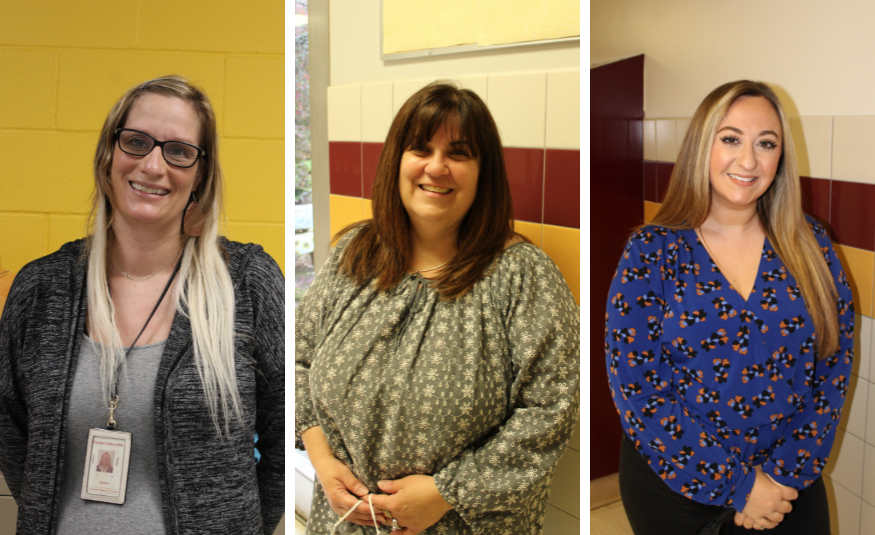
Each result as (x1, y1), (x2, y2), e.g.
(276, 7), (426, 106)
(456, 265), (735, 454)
(650, 80), (839, 360)
(86, 76), (242, 433)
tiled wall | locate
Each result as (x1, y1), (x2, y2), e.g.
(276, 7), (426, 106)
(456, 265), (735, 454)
(322, 69), (581, 530)
(643, 116), (875, 535)
(0, 1), (284, 275)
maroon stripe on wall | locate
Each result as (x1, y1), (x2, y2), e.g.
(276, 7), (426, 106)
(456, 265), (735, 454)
(362, 142), (383, 200)
(329, 141), (363, 197)
(543, 149), (581, 228)
(800, 176), (830, 228)
(831, 180), (875, 251)
(504, 147), (544, 224)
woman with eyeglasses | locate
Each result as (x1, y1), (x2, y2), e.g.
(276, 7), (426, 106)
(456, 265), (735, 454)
(0, 76), (284, 534)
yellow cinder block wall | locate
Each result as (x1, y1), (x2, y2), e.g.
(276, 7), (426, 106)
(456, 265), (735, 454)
(0, 0), (284, 275)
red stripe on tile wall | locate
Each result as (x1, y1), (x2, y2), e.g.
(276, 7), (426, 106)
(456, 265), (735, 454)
(544, 149), (581, 228)
(504, 147), (544, 224)
(328, 141), (363, 197)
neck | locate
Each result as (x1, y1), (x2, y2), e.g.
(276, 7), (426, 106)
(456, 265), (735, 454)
(409, 222), (459, 272)
(109, 220), (184, 278)
(703, 198), (761, 234)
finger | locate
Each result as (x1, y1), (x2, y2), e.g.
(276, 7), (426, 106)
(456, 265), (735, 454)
(756, 518), (778, 530)
(766, 510), (784, 523)
(743, 516), (755, 530)
(778, 499), (793, 514)
(735, 512), (746, 526)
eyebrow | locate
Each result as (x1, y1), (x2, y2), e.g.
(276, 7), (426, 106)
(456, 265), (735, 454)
(717, 126), (780, 138)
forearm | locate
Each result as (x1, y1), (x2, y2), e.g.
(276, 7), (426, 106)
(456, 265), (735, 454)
(301, 425), (335, 464)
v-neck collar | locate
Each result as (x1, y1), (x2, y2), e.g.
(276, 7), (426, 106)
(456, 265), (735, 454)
(687, 228), (767, 305)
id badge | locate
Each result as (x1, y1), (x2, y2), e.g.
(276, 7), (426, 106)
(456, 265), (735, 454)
(80, 428), (132, 504)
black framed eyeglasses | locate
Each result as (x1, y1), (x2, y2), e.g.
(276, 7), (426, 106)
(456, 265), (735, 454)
(115, 128), (206, 168)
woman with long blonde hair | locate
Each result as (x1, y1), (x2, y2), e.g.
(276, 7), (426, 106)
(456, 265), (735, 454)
(0, 76), (284, 535)
(605, 80), (852, 534)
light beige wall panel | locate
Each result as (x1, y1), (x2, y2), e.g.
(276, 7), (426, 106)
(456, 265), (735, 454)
(547, 446), (579, 516)
(789, 116), (832, 179)
(643, 120), (656, 160)
(675, 118), (691, 150)
(655, 119), (677, 163)
(0, 477), (8, 495)
(487, 71), (547, 148)
(826, 476), (861, 535)
(857, 314), (872, 381)
(833, 116), (875, 184)
(592, 0), (875, 117)
(840, 374), (868, 440)
(569, 419), (580, 451)
(392, 78), (435, 116)
(0, 496), (15, 535)
(225, 56), (284, 139)
(864, 442), (875, 509)
(327, 85), (361, 142)
(863, 501), (875, 535)
(825, 427), (864, 497)
(361, 82), (394, 143)
(330, 0), (578, 86)
(545, 69), (580, 149)
(0, 49), (57, 129)
(456, 75), (488, 101)
(542, 503), (578, 534)
(57, 50), (225, 132)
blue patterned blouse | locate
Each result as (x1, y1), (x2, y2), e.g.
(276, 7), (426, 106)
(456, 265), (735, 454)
(604, 218), (854, 513)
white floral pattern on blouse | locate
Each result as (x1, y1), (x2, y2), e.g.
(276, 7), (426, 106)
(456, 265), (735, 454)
(296, 232), (580, 534)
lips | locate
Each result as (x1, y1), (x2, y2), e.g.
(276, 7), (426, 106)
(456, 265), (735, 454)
(420, 184), (452, 194)
(728, 173), (757, 183)
(130, 181), (170, 196)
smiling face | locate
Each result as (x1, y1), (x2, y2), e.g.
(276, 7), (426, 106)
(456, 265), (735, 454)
(398, 123), (480, 236)
(109, 93), (201, 233)
(708, 96), (783, 214)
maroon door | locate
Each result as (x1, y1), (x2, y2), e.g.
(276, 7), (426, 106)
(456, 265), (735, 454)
(590, 55), (645, 480)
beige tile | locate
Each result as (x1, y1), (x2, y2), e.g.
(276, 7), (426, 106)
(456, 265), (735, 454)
(644, 201), (661, 224)
(862, 500), (875, 535)
(548, 447), (579, 516)
(569, 418), (580, 451)
(273, 514), (285, 535)
(543, 503), (581, 534)
(327, 85), (361, 142)
(868, 381), (875, 447)
(834, 244), (873, 318)
(0, 477), (8, 496)
(392, 78), (435, 116)
(841, 373), (868, 440)
(833, 116), (875, 185)
(0, 496), (16, 535)
(826, 427), (865, 496)
(789, 116), (832, 179)
(456, 74), (488, 102)
(487, 71), (547, 148)
(863, 443), (875, 508)
(590, 500), (632, 535)
(546, 68), (580, 149)
(295, 516), (307, 535)
(655, 119), (677, 163)
(828, 476), (862, 535)
(857, 314), (872, 381)
(361, 82), (394, 143)
(643, 120), (656, 160)
(676, 118), (692, 154)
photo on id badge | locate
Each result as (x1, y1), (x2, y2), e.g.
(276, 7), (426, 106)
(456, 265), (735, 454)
(81, 428), (131, 504)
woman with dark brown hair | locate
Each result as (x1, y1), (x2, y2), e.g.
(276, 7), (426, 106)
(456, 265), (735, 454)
(295, 81), (580, 534)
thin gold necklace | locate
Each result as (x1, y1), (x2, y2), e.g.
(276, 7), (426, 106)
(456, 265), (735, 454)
(114, 252), (178, 281)
(410, 260), (451, 274)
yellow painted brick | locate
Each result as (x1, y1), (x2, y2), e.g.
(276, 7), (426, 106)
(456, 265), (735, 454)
(0, 131), (93, 213)
(139, 0), (283, 54)
(644, 201), (661, 224)
(0, 212), (48, 272)
(49, 214), (89, 252)
(515, 220), (541, 247)
(224, 56), (284, 139)
(223, 139), (284, 222)
(835, 244), (873, 318)
(0, 1), (137, 48)
(0, 49), (57, 129)
(58, 50), (225, 132)
(329, 195), (366, 244)
(541, 224), (580, 305)
(224, 222), (284, 275)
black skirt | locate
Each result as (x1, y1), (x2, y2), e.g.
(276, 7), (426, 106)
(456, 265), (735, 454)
(618, 434), (830, 535)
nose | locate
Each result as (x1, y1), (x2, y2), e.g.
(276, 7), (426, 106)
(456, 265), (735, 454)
(737, 142), (757, 171)
(140, 145), (168, 176)
(424, 151), (449, 176)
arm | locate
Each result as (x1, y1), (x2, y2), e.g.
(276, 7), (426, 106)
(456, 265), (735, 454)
(605, 230), (757, 510)
(760, 227), (854, 490)
(424, 249), (581, 533)
(0, 267), (36, 502)
(248, 251), (285, 534)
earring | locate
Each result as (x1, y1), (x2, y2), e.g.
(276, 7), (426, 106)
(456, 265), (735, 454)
(182, 192), (203, 237)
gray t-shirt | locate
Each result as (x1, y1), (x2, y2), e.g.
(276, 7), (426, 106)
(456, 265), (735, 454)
(56, 335), (167, 534)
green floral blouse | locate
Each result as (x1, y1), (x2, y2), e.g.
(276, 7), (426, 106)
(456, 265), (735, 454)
(295, 232), (580, 535)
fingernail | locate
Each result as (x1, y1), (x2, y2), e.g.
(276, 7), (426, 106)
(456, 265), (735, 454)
(377, 481), (389, 490)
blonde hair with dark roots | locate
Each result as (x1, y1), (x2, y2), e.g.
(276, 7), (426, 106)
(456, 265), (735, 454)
(650, 80), (839, 360)
(86, 75), (242, 434)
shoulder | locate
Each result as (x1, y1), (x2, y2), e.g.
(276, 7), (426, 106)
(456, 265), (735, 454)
(220, 238), (283, 290)
(494, 242), (565, 287)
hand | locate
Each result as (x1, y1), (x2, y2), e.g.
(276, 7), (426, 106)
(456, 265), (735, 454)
(311, 455), (386, 527)
(737, 466), (797, 530)
(368, 475), (453, 534)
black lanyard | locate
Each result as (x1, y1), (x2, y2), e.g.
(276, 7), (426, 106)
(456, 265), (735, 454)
(106, 255), (183, 430)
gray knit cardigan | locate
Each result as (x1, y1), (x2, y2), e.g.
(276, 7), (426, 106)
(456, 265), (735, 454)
(0, 239), (284, 534)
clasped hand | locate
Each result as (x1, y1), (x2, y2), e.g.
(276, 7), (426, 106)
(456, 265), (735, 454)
(734, 465), (798, 530)
(311, 454), (452, 534)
